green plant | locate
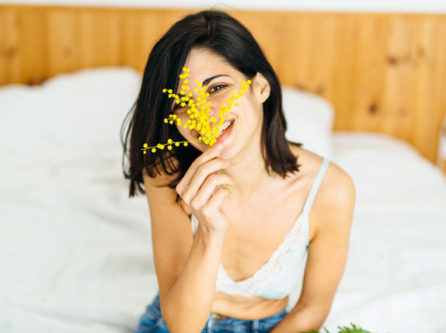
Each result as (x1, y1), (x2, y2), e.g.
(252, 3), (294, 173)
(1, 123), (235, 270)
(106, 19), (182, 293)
(301, 322), (372, 333)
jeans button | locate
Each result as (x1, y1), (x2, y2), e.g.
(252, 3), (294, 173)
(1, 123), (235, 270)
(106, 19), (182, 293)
(212, 313), (221, 322)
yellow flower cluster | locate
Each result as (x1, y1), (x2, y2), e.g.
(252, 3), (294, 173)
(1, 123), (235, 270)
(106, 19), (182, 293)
(141, 67), (251, 154)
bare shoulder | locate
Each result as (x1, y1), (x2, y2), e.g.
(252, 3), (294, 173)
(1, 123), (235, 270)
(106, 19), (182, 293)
(141, 158), (196, 305)
(321, 159), (356, 235)
(289, 146), (356, 314)
(289, 144), (355, 201)
(289, 144), (356, 236)
(317, 155), (356, 210)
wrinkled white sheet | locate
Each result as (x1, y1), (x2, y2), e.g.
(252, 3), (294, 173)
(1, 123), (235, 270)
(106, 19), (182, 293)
(322, 133), (446, 333)
(0, 67), (445, 333)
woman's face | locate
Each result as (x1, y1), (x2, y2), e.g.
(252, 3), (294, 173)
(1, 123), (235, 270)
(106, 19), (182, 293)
(172, 47), (270, 158)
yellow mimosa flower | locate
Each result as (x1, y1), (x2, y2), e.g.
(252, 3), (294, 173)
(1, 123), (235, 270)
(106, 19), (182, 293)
(141, 66), (251, 154)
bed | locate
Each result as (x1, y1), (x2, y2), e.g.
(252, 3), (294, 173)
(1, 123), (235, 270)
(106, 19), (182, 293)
(1, 4), (446, 333)
(1, 66), (445, 333)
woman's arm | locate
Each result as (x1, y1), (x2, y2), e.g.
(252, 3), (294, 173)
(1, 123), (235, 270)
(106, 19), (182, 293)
(144, 171), (226, 333)
(162, 222), (226, 333)
(143, 145), (232, 333)
(271, 165), (356, 332)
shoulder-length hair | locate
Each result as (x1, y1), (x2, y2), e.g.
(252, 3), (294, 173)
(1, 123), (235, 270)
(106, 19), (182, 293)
(120, 9), (302, 201)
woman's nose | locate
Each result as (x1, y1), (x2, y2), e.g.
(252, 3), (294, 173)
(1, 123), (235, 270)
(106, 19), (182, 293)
(208, 106), (223, 129)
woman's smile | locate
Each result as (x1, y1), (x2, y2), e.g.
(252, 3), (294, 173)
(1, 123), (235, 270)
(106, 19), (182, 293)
(216, 118), (235, 143)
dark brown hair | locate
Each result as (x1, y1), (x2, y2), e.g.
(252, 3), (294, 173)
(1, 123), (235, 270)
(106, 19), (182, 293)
(120, 9), (302, 201)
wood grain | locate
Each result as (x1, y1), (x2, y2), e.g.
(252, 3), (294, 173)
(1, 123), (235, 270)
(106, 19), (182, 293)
(0, 5), (445, 165)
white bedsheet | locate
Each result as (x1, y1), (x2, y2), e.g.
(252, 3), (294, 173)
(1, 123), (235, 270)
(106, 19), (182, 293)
(323, 133), (446, 332)
(1, 68), (445, 333)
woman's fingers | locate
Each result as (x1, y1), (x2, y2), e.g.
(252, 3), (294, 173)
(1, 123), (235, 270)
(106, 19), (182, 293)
(174, 142), (233, 233)
(190, 173), (234, 210)
(177, 157), (230, 204)
(201, 187), (230, 219)
(176, 143), (224, 195)
(184, 158), (230, 200)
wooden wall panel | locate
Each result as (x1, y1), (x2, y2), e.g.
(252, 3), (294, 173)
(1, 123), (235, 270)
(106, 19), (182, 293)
(0, 5), (445, 165)
(47, 10), (78, 76)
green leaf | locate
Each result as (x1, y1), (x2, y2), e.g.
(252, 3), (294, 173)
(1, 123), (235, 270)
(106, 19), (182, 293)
(336, 322), (372, 333)
(300, 322), (372, 333)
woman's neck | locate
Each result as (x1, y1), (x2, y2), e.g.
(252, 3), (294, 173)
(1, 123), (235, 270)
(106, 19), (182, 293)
(221, 137), (282, 203)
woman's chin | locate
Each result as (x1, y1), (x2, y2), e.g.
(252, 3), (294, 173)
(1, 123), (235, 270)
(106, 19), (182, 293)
(217, 141), (237, 160)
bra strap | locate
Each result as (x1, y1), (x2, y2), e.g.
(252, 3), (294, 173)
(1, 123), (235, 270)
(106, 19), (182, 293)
(302, 157), (330, 216)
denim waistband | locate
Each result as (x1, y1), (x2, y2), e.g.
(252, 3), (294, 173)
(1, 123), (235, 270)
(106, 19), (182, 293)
(137, 292), (288, 332)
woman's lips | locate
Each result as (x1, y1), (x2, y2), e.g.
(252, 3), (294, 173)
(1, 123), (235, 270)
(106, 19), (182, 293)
(216, 119), (235, 143)
(193, 118), (236, 141)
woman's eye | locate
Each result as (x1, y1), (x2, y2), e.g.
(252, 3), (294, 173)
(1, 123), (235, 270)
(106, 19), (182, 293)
(209, 84), (226, 94)
(173, 107), (186, 115)
(173, 103), (185, 112)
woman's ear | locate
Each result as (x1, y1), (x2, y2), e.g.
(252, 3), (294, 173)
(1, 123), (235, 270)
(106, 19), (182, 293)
(253, 72), (271, 104)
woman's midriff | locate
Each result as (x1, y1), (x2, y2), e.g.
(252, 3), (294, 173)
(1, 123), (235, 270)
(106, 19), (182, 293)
(211, 291), (289, 320)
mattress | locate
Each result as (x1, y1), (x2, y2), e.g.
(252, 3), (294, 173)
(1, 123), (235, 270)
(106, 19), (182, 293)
(0, 67), (445, 333)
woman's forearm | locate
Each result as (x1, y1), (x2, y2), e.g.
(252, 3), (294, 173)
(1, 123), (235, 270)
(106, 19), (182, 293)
(161, 226), (225, 333)
(270, 302), (327, 333)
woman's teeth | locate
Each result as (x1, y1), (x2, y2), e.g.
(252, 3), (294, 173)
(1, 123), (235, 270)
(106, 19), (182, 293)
(218, 120), (233, 136)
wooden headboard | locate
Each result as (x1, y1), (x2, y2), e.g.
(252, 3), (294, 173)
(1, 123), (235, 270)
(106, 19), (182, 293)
(1, 5), (445, 165)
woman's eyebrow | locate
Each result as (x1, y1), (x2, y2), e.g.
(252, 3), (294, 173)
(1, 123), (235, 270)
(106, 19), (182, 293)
(202, 74), (230, 87)
(171, 74), (231, 109)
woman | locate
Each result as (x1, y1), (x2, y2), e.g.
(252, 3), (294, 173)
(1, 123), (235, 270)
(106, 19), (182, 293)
(121, 9), (356, 333)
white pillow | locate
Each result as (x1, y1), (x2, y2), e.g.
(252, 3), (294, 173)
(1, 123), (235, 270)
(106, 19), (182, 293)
(0, 67), (142, 161)
(281, 85), (334, 159)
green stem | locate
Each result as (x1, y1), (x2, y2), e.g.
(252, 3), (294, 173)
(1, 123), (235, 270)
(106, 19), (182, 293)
(218, 169), (232, 194)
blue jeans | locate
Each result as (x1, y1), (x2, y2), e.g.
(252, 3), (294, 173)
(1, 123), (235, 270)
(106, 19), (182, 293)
(134, 292), (288, 332)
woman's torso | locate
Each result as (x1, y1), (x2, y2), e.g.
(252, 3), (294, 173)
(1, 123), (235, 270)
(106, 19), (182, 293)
(179, 144), (329, 320)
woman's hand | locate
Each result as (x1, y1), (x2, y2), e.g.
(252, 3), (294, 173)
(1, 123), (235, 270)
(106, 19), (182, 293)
(175, 143), (233, 234)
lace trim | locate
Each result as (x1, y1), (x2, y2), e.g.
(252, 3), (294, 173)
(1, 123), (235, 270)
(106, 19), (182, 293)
(190, 156), (328, 296)
(190, 212), (309, 296)
(215, 212), (309, 295)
